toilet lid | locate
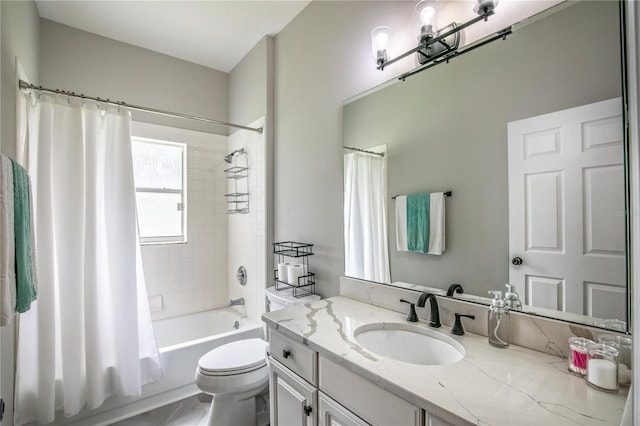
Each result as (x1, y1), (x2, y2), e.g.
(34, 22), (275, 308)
(265, 286), (321, 306)
(198, 338), (267, 375)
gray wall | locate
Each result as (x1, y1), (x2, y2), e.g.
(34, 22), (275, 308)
(39, 19), (229, 134)
(229, 36), (270, 128)
(1, 0), (40, 157)
(229, 36), (276, 295)
(273, 1), (421, 297)
(0, 1), (40, 422)
(342, 1), (621, 297)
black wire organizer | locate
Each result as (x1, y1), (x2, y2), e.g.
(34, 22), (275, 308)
(273, 241), (315, 297)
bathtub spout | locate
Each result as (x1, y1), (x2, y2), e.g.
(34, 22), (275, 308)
(228, 297), (245, 307)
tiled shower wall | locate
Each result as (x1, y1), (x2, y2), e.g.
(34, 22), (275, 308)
(227, 117), (267, 325)
(132, 122), (229, 320)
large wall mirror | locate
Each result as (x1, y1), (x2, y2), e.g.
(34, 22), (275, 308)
(342, 1), (630, 332)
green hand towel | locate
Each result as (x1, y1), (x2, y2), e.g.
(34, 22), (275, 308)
(407, 193), (430, 253)
(11, 159), (37, 313)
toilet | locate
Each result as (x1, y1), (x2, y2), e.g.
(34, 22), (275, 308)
(195, 287), (321, 426)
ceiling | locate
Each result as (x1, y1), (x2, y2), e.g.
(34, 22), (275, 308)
(35, 0), (311, 73)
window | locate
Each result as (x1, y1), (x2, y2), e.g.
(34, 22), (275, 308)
(131, 137), (186, 244)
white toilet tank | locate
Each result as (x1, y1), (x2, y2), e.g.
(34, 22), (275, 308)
(265, 286), (321, 311)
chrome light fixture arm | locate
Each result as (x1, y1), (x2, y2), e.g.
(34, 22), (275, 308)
(398, 25), (512, 81)
(376, 8), (494, 71)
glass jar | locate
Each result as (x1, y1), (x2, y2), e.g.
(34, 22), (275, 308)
(568, 337), (593, 376)
(598, 335), (632, 387)
(586, 343), (619, 393)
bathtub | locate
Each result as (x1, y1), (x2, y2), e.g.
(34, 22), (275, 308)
(58, 308), (263, 426)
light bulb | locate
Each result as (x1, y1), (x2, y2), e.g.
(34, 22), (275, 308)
(371, 26), (391, 66)
(416, 0), (439, 41)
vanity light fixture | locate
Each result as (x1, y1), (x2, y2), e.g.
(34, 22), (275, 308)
(373, 0), (508, 80)
(415, 0), (460, 65)
(371, 26), (392, 66)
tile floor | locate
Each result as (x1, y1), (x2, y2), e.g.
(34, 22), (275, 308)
(110, 393), (270, 426)
(110, 395), (210, 426)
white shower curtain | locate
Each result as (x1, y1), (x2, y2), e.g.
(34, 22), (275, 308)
(344, 151), (391, 283)
(14, 92), (163, 424)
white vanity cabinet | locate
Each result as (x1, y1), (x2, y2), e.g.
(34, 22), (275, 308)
(268, 328), (431, 426)
(269, 329), (319, 426)
(270, 359), (317, 426)
(319, 356), (424, 426)
(318, 392), (369, 426)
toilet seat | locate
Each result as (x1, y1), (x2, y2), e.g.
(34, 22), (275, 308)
(198, 338), (268, 377)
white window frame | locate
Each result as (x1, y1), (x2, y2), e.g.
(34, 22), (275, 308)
(132, 136), (187, 245)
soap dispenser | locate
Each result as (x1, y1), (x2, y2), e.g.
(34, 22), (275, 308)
(488, 291), (509, 348)
(504, 284), (522, 310)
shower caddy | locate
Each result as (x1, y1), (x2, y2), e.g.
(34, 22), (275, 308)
(224, 152), (249, 214)
(273, 241), (315, 297)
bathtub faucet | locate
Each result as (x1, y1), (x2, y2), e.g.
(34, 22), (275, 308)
(228, 297), (245, 307)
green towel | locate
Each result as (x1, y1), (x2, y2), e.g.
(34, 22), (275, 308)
(407, 193), (430, 253)
(11, 159), (37, 313)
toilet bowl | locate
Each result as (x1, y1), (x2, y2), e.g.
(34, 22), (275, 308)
(196, 338), (269, 426)
(195, 288), (320, 426)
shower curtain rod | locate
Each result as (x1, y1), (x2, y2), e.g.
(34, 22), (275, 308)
(344, 146), (385, 157)
(18, 80), (263, 134)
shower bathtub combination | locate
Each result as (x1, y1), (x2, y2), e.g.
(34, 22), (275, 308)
(58, 308), (262, 426)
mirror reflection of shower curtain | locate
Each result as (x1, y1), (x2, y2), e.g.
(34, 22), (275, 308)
(344, 151), (390, 283)
(14, 91), (163, 424)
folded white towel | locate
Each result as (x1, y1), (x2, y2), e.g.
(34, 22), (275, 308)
(429, 192), (446, 255)
(395, 195), (408, 251)
(0, 155), (16, 326)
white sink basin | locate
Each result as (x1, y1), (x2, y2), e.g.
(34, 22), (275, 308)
(354, 323), (465, 365)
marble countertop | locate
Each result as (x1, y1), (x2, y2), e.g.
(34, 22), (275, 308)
(262, 296), (628, 425)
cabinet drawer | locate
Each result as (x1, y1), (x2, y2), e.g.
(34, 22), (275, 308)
(320, 356), (423, 426)
(270, 329), (318, 385)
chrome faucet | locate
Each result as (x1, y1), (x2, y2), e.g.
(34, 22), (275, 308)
(228, 297), (245, 307)
(416, 293), (441, 328)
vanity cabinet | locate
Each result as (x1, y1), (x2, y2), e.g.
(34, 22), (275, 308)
(319, 356), (423, 426)
(318, 392), (369, 426)
(270, 359), (317, 426)
(268, 328), (428, 426)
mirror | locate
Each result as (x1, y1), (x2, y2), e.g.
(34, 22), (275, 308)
(343, 1), (629, 332)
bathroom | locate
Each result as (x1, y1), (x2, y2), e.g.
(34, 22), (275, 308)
(1, 0), (639, 425)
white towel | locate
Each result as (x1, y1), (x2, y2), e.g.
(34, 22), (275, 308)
(395, 195), (408, 251)
(0, 155), (16, 326)
(428, 192), (446, 255)
(395, 192), (446, 255)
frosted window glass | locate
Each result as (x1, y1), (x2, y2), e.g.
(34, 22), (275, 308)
(131, 138), (186, 243)
(136, 192), (182, 239)
(132, 140), (183, 189)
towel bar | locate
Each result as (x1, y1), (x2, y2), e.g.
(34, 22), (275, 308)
(392, 191), (452, 200)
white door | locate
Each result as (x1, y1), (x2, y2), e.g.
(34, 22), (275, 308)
(508, 98), (626, 320)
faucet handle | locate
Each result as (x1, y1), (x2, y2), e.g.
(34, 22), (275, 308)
(451, 313), (475, 336)
(400, 299), (418, 322)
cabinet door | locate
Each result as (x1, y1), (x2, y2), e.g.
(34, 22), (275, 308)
(319, 392), (370, 426)
(270, 358), (317, 426)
